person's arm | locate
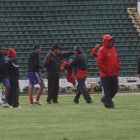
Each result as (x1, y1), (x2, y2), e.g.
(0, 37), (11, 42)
(12, 58), (19, 78)
(65, 56), (78, 70)
(59, 52), (74, 60)
(116, 51), (120, 72)
(91, 47), (98, 56)
(12, 58), (19, 69)
(92, 44), (101, 56)
(97, 49), (106, 72)
(43, 54), (52, 68)
(138, 57), (140, 78)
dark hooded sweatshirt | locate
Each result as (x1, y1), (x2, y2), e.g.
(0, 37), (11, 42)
(65, 45), (88, 79)
(138, 57), (140, 74)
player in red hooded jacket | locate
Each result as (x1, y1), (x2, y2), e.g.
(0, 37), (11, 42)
(97, 35), (120, 108)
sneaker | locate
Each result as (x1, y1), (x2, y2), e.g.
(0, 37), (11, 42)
(74, 101), (79, 104)
(86, 97), (94, 104)
(90, 96), (94, 103)
(86, 101), (93, 104)
(47, 100), (51, 104)
(52, 102), (58, 104)
(13, 106), (22, 109)
(3, 103), (12, 108)
(34, 99), (43, 105)
(100, 97), (105, 104)
(104, 104), (115, 109)
(52, 100), (58, 104)
(30, 103), (35, 106)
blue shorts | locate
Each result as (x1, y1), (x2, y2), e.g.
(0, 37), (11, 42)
(0, 78), (10, 86)
(28, 72), (43, 85)
(100, 78), (103, 86)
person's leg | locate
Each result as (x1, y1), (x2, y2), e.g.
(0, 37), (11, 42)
(34, 72), (44, 102)
(29, 84), (34, 104)
(110, 76), (119, 100)
(2, 78), (11, 105)
(47, 78), (53, 103)
(35, 82), (44, 102)
(77, 79), (92, 103)
(0, 89), (3, 105)
(4, 85), (11, 104)
(74, 91), (81, 104)
(52, 77), (59, 103)
(101, 77), (114, 108)
(7, 80), (13, 106)
(12, 80), (19, 107)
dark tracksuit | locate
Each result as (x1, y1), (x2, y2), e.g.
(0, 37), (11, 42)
(5, 56), (19, 107)
(28, 51), (43, 73)
(138, 57), (140, 75)
(65, 46), (92, 103)
(0, 54), (8, 80)
(43, 51), (74, 103)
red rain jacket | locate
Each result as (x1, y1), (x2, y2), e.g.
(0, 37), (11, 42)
(97, 35), (120, 77)
(61, 62), (76, 86)
(91, 47), (98, 56)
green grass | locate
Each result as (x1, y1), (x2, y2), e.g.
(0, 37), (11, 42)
(0, 95), (140, 140)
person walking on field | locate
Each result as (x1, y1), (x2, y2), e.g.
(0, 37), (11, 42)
(28, 45), (45, 105)
(63, 45), (93, 104)
(97, 35), (120, 108)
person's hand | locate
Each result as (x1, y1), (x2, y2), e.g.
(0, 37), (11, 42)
(137, 74), (140, 78)
(95, 44), (101, 49)
(43, 68), (47, 72)
(41, 73), (45, 79)
(69, 59), (72, 63)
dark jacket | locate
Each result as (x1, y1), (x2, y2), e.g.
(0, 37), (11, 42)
(0, 54), (8, 79)
(28, 51), (43, 72)
(43, 51), (74, 78)
(66, 45), (88, 75)
(138, 57), (140, 74)
(5, 56), (19, 80)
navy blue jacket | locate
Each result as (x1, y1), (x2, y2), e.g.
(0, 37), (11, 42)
(43, 51), (74, 78)
(138, 57), (140, 74)
(66, 53), (88, 74)
(28, 52), (43, 72)
(5, 56), (19, 80)
(0, 54), (8, 79)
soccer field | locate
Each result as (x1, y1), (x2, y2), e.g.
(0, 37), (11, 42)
(0, 95), (140, 140)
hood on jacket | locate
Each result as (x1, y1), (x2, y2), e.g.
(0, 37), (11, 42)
(73, 44), (83, 54)
(103, 35), (115, 48)
(7, 49), (16, 58)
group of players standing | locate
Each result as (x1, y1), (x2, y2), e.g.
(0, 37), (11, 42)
(0, 34), (120, 109)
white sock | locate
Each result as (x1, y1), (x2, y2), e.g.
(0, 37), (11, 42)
(0, 89), (3, 103)
(102, 87), (104, 96)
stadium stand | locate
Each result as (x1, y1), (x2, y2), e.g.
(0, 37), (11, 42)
(0, 0), (139, 80)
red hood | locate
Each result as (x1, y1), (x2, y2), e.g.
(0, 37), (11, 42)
(7, 49), (16, 58)
(103, 35), (115, 48)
